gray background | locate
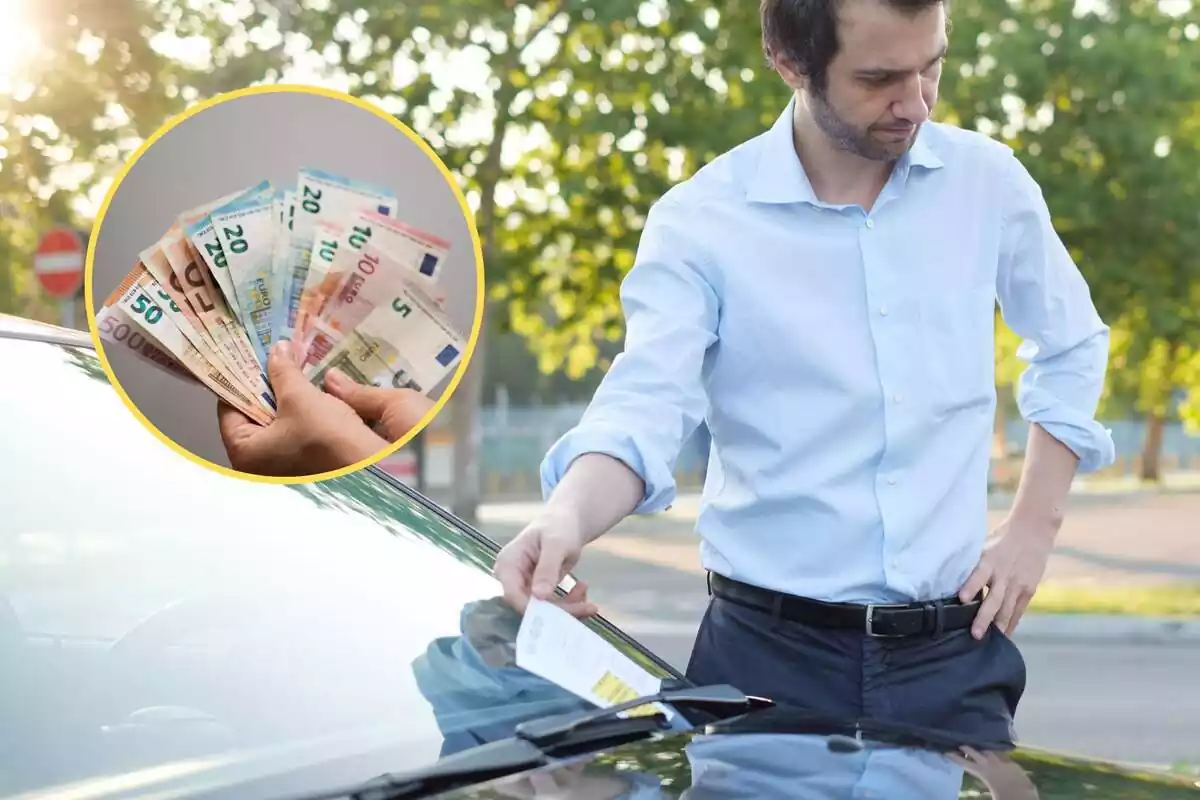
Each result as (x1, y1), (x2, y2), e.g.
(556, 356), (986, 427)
(90, 90), (480, 470)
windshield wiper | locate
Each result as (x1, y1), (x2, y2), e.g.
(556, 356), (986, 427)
(311, 684), (769, 800)
(514, 682), (770, 748)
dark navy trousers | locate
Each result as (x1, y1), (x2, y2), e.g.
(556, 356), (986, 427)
(684, 593), (1027, 745)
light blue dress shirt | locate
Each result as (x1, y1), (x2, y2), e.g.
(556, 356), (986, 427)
(541, 97), (1114, 604)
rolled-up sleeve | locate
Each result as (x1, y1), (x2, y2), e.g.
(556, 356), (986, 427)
(539, 197), (720, 514)
(996, 150), (1116, 473)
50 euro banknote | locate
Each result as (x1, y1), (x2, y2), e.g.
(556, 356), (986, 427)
(135, 243), (274, 414)
(102, 268), (275, 426)
(96, 294), (199, 386)
(306, 273), (466, 396)
(126, 260), (274, 415)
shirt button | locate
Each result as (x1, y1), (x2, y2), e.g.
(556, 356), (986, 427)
(887, 476), (898, 486)
(893, 393), (904, 404)
(879, 304), (889, 316)
(865, 219), (875, 229)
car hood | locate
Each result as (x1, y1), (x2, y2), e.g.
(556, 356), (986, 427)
(438, 720), (1200, 800)
(10, 706), (1197, 800)
(0, 312), (93, 347)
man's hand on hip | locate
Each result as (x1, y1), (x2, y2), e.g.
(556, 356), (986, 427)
(961, 424), (1075, 639)
(494, 509), (598, 619)
(958, 513), (1057, 639)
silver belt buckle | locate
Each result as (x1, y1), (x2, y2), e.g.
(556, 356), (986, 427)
(864, 603), (908, 638)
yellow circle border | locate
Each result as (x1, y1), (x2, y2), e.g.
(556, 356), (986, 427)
(84, 83), (486, 486)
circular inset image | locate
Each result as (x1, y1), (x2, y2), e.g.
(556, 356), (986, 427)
(85, 84), (484, 483)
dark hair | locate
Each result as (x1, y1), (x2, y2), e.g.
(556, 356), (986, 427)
(760, 0), (945, 91)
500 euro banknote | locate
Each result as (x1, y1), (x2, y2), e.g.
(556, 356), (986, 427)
(96, 293), (198, 386)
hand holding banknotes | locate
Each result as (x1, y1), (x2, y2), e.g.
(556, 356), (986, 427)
(97, 168), (472, 477)
(218, 340), (390, 476)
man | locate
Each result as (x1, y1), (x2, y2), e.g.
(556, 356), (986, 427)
(493, 0), (1114, 743)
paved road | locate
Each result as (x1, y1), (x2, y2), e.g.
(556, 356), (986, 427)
(486, 522), (1200, 768)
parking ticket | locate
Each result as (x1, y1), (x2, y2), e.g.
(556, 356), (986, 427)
(515, 598), (674, 720)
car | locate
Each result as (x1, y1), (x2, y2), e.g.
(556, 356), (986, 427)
(1, 312), (1197, 800)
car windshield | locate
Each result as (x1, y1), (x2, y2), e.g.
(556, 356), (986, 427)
(0, 335), (679, 799)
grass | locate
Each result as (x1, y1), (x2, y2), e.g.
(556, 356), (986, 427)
(1028, 583), (1200, 617)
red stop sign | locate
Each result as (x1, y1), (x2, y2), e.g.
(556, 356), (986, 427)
(35, 227), (85, 298)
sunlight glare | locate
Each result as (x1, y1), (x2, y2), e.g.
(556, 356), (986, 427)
(0, 0), (36, 91)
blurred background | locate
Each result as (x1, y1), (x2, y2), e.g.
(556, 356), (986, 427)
(1, 0), (1198, 769)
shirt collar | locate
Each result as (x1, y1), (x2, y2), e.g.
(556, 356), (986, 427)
(745, 95), (944, 206)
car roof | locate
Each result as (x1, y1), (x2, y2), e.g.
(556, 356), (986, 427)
(0, 312), (93, 349)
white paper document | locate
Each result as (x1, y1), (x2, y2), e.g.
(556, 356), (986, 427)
(515, 598), (673, 719)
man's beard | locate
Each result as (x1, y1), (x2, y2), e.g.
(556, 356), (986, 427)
(809, 86), (918, 163)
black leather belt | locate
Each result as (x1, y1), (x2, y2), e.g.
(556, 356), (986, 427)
(708, 573), (981, 638)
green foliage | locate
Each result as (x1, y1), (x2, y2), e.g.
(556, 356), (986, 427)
(288, 0), (1200, 419)
(938, 2), (1200, 439)
(281, 1), (791, 378)
(1181, 353), (1200, 433)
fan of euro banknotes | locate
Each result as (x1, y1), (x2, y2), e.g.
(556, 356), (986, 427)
(96, 169), (469, 427)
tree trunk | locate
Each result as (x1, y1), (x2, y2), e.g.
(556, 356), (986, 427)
(450, 309), (488, 524)
(449, 82), (515, 525)
(1140, 412), (1166, 483)
(1139, 337), (1183, 484)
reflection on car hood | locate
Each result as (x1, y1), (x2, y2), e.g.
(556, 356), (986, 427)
(0, 313), (93, 347)
(437, 722), (1200, 800)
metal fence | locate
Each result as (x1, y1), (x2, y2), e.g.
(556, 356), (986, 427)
(476, 404), (1200, 498)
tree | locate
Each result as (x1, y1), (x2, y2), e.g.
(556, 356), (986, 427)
(0, 0), (289, 320)
(934, 0), (1200, 481)
(6, 0), (1197, 508)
